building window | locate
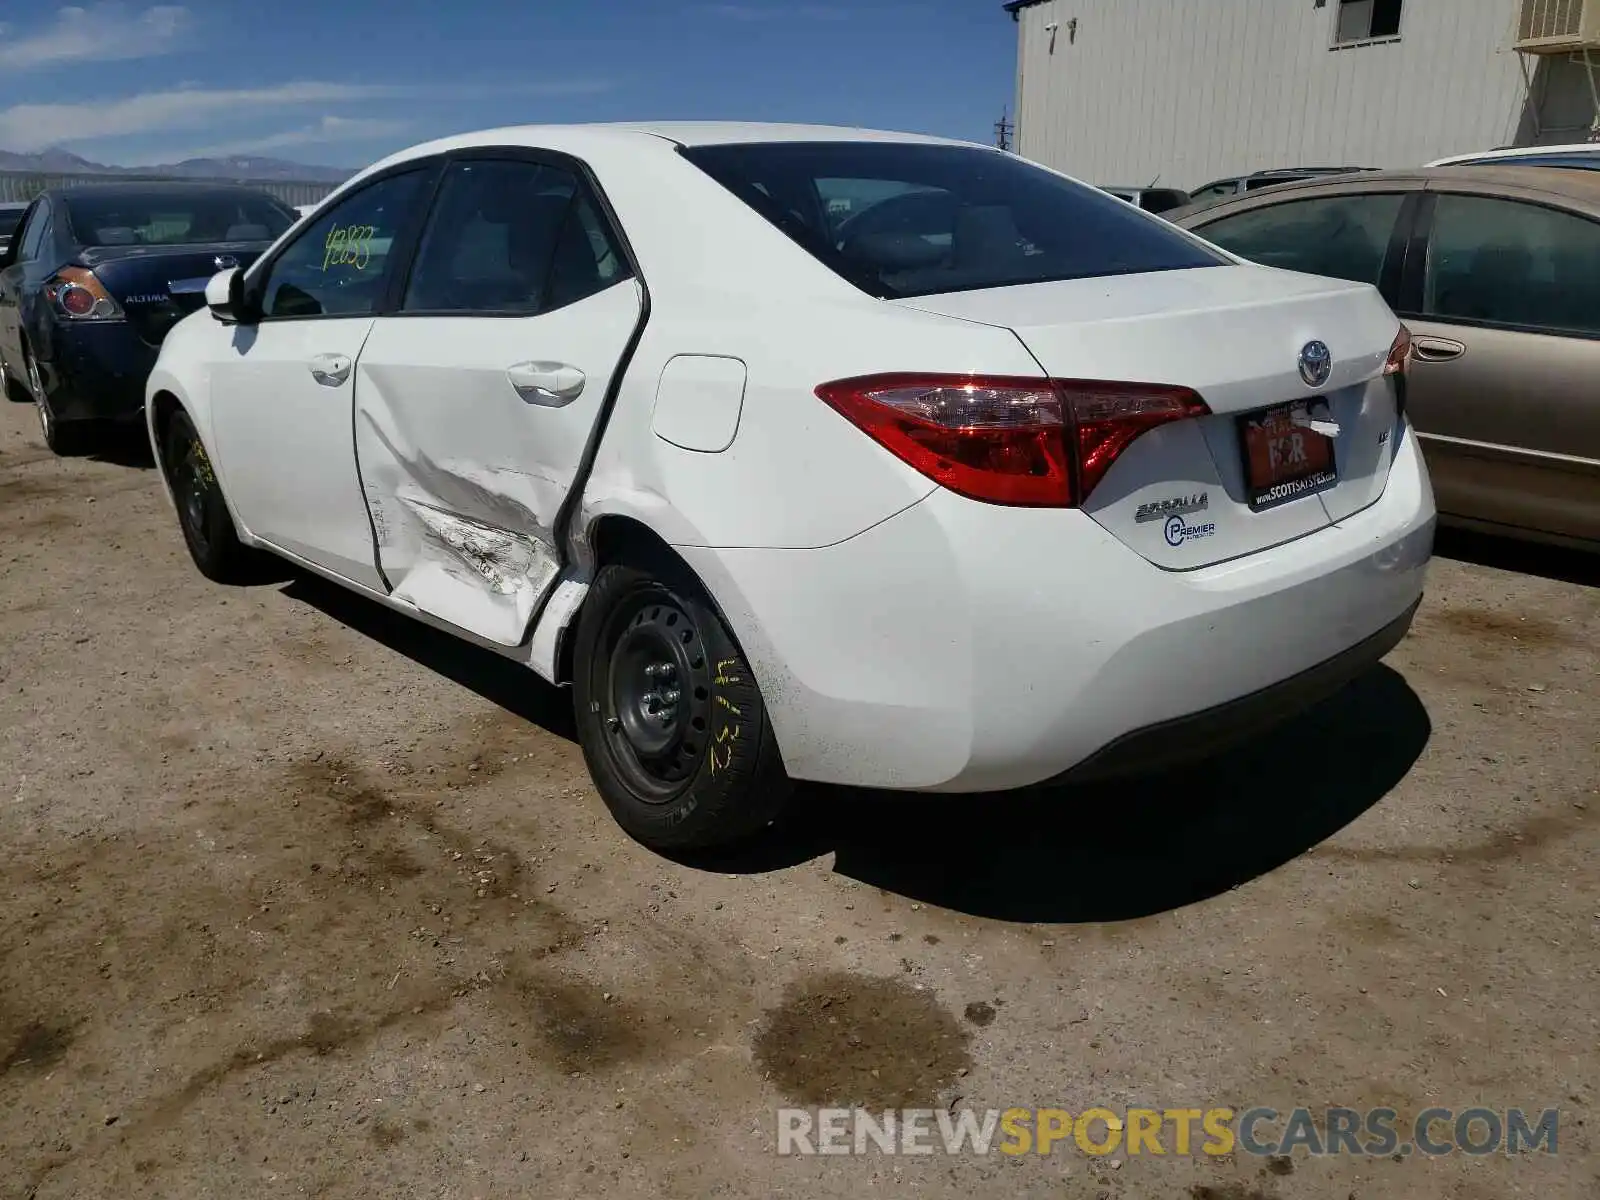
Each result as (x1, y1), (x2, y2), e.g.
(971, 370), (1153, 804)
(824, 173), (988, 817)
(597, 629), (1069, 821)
(1333, 0), (1403, 45)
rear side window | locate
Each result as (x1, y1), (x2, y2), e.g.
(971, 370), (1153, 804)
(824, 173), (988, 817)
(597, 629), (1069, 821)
(402, 159), (630, 315)
(17, 201), (50, 262)
(1194, 193), (1405, 286)
(681, 142), (1222, 299)
(1423, 194), (1600, 337)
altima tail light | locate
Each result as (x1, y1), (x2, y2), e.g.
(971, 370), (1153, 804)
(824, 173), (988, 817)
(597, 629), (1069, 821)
(814, 373), (1210, 507)
(1383, 323), (1411, 417)
(43, 267), (123, 321)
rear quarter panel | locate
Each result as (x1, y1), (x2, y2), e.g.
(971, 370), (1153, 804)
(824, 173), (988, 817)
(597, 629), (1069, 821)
(568, 139), (1046, 552)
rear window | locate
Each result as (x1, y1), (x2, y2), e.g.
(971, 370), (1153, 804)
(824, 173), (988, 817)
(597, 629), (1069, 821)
(681, 142), (1223, 299)
(63, 191), (296, 248)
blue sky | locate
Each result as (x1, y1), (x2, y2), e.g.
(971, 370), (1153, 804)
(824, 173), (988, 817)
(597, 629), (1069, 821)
(0, 2), (1018, 168)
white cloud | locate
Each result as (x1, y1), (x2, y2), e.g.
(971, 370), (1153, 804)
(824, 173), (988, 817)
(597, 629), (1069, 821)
(0, 77), (618, 150)
(0, 4), (189, 70)
(172, 115), (413, 161)
(0, 82), (397, 150)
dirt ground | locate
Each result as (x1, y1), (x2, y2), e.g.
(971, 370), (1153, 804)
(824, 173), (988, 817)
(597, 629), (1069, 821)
(1, 395), (1596, 1200)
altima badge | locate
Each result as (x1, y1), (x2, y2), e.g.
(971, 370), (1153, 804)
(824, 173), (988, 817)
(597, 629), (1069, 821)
(1135, 492), (1208, 524)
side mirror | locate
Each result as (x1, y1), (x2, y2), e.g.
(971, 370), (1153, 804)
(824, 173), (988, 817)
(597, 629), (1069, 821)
(206, 266), (255, 324)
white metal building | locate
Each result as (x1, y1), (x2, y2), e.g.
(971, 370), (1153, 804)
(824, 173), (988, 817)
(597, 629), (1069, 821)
(1005, 0), (1600, 192)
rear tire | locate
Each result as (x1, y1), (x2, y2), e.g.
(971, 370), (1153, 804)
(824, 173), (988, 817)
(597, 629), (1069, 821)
(25, 350), (89, 456)
(573, 558), (791, 851)
(162, 407), (260, 584)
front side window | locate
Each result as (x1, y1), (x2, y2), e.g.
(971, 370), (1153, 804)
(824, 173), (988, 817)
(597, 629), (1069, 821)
(63, 191), (296, 248)
(683, 141), (1223, 300)
(1422, 194), (1600, 337)
(1195, 192), (1406, 286)
(257, 170), (426, 319)
(1334, 0), (1403, 45)
(401, 159), (630, 315)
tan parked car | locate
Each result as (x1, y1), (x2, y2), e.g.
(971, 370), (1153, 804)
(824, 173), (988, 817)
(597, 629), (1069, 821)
(1169, 166), (1600, 551)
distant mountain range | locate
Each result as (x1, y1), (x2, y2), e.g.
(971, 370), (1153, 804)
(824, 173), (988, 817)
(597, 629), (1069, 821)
(0, 147), (352, 184)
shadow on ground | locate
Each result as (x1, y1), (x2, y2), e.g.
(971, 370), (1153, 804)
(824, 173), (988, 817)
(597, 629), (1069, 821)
(281, 572), (578, 742)
(691, 664), (1432, 924)
(1435, 526), (1599, 589)
(272, 565), (1431, 924)
(84, 426), (157, 469)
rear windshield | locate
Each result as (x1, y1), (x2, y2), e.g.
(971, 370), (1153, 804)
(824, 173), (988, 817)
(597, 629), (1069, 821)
(681, 142), (1223, 299)
(63, 191), (297, 248)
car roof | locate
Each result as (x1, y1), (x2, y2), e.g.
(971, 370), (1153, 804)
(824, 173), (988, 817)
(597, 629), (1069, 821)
(1165, 164), (1600, 223)
(1427, 143), (1600, 166)
(386, 121), (975, 157)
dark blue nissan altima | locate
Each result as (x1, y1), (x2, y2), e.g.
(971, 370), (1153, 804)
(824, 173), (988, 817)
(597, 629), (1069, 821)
(0, 182), (299, 454)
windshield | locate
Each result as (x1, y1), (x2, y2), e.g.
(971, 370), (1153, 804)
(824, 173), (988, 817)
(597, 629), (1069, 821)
(63, 191), (297, 248)
(681, 141), (1223, 299)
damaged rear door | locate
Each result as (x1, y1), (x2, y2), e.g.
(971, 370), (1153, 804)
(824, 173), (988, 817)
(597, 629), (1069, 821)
(354, 152), (642, 646)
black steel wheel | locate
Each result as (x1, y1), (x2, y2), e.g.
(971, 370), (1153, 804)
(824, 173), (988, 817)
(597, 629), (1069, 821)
(574, 558), (790, 851)
(162, 407), (258, 584)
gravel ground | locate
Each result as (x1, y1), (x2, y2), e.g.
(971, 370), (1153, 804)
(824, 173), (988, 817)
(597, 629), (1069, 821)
(1, 396), (1596, 1199)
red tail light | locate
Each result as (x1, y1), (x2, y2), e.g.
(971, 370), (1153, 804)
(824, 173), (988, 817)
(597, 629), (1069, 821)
(814, 373), (1210, 508)
(44, 267), (123, 321)
(1383, 324), (1411, 377)
(1384, 324), (1411, 418)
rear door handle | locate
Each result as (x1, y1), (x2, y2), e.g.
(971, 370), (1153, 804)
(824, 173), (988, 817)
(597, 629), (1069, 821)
(308, 352), (352, 386)
(1412, 335), (1466, 362)
(507, 361), (585, 407)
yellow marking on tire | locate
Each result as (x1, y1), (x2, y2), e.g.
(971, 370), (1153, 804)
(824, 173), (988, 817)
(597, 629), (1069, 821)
(715, 696), (743, 716)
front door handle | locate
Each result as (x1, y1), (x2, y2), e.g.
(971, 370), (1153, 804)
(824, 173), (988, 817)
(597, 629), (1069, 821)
(308, 352), (352, 386)
(1412, 335), (1466, 363)
(507, 361), (585, 407)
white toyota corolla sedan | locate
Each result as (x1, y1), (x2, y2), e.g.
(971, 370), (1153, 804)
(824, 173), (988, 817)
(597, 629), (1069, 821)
(146, 122), (1435, 851)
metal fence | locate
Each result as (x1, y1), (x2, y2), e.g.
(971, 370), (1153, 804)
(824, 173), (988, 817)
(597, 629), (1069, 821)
(0, 170), (343, 207)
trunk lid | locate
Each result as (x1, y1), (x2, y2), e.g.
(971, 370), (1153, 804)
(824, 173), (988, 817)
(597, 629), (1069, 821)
(894, 265), (1401, 569)
(78, 241), (272, 346)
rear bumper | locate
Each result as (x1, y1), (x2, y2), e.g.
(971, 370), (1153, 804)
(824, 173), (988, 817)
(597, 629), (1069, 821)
(39, 321), (156, 422)
(680, 421), (1436, 792)
(1050, 597), (1420, 784)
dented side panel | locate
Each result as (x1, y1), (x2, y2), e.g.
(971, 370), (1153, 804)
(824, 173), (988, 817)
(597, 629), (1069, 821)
(352, 280), (643, 646)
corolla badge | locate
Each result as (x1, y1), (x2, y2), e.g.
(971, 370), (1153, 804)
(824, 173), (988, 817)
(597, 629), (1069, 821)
(1298, 339), (1332, 387)
(214, 254), (238, 270)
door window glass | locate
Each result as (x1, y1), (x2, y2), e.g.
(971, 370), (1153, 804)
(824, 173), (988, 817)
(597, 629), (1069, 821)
(257, 170), (426, 319)
(1423, 194), (1600, 336)
(1195, 192), (1405, 285)
(17, 201), (50, 262)
(401, 160), (629, 315)
(1188, 181), (1239, 206)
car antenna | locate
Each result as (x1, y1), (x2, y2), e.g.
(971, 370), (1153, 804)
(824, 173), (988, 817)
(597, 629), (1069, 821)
(1147, 173), (1161, 187)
